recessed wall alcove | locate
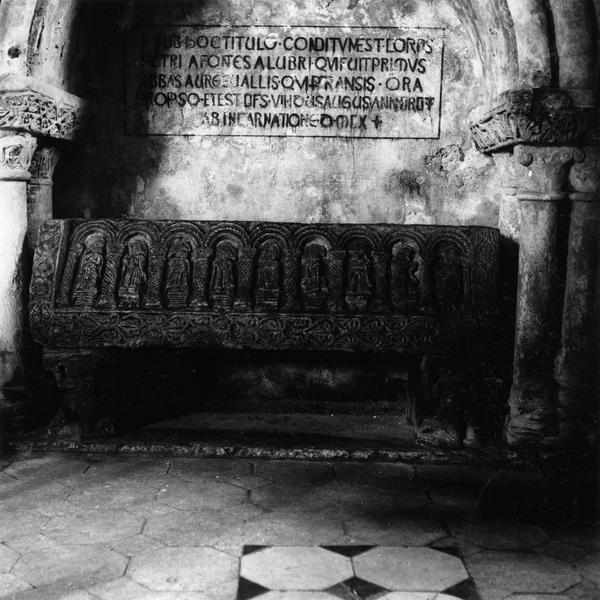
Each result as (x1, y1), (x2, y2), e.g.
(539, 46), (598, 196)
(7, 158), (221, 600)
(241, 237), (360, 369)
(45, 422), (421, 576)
(1, 0), (597, 451)
(48, 0), (513, 446)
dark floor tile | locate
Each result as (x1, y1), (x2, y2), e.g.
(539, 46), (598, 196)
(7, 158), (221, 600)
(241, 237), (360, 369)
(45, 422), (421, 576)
(321, 545), (375, 558)
(326, 576), (388, 600)
(237, 576), (271, 600)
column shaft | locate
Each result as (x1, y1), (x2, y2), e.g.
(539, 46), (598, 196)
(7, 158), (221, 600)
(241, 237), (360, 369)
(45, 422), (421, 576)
(554, 148), (600, 441)
(27, 146), (60, 251)
(505, 145), (583, 446)
(0, 133), (37, 387)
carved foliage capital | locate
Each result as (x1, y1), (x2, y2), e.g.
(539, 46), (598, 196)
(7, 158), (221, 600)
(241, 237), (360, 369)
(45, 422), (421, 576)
(514, 145), (584, 197)
(0, 134), (37, 181)
(0, 87), (88, 141)
(470, 88), (587, 154)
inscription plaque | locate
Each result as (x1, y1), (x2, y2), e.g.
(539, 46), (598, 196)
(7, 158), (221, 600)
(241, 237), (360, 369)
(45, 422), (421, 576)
(125, 26), (445, 138)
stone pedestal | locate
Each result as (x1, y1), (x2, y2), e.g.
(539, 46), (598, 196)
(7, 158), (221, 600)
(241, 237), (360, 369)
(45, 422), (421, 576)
(554, 148), (600, 442)
(0, 132), (36, 387)
(505, 145), (583, 446)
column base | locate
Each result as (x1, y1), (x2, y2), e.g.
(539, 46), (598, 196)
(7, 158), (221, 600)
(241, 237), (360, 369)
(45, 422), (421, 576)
(504, 386), (557, 447)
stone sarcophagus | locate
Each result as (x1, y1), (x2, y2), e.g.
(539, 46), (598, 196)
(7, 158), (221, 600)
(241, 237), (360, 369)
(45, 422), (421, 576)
(30, 219), (499, 436)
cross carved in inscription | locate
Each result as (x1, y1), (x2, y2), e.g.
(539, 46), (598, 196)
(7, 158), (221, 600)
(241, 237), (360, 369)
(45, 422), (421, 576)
(371, 115), (383, 130)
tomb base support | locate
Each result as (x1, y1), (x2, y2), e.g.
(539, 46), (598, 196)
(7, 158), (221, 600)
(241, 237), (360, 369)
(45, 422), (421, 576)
(44, 349), (104, 439)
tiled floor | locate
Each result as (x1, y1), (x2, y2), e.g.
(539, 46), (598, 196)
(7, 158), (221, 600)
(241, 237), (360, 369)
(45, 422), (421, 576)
(238, 545), (477, 599)
(0, 452), (597, 600)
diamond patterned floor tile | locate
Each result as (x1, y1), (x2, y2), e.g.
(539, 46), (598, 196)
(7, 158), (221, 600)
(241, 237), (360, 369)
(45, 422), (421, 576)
(238, 546), (477, 600)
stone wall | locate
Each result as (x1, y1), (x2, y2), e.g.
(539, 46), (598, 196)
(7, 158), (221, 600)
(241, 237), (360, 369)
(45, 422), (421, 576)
(55, 0), (516, 236)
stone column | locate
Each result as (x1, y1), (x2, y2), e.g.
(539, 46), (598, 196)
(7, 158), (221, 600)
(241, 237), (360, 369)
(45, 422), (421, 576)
(27, 145), (60, 251)
(554, 147), (600, 442)
(0, 132), (37, 387)
(505, 145), (583, 446)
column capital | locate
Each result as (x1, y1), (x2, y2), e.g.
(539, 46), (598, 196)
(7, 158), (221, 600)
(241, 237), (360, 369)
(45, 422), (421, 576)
(514, 145), (584, 200)
(0, 132), (37, 181)
(569, 146), (600, 199)
(0, 74), (91, 141)
(469, 88), (589, 154)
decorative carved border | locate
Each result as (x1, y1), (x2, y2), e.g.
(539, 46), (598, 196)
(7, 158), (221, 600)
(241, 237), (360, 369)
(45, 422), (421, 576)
(469, 88), (587, 154)
(36, 310), (474, 354)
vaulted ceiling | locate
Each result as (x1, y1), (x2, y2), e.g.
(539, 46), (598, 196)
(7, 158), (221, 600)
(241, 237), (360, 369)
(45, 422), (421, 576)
(0, 0), (597, 106)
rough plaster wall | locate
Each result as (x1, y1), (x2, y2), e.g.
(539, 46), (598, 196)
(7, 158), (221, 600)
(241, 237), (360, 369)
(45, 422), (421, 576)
(55, 0), (518, 233)
(0, 0), (38, 75)
(26, 0), (80, 88)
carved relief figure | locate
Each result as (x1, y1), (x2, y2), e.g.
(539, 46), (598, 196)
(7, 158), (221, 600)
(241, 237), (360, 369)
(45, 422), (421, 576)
(300, 243), (328, 311)
(118, 237), (148, 308)
(345, 249), (372, 311)
(72, 233), (106, 307)
(435, 241), (463, 311)
(255, 241), (281, 310)
(391, 240), (422, 307)
(164, 238), (191, 308)
(210, 241), (237, 307)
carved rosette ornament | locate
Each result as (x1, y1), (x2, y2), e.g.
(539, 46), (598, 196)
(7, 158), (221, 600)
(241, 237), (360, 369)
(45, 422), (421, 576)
(469, 88), (587, 154)
(0, 133), (37, 181)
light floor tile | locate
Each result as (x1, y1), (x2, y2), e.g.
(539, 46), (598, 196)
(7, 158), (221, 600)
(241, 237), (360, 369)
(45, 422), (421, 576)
(0, 543), (19, 572)
(258, 593), (339, 600)
(44, 508), (144, 545)
(241, 547), (353, 590)
(0, 510), (48, 542)
(380, 594), (469, 600)
(353, 547), (468, 592)
(449, 520), (549, 550)
(466, 551), (581, 594)
(12, 544), (127, 588)
(128, 546), (239, 595)
(344, 515), (445, 546)
(0, 573), (32, 596)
